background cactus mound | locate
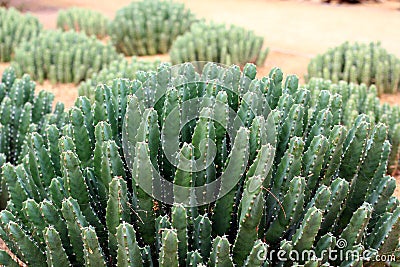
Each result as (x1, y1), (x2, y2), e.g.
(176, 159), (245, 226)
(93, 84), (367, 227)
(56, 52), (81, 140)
(306, 41), (400, 95)
(109, 0), (197, 56)
(78, 57), (164, 102)
(0, 7), (42, 62)
(11, 30), (121, 84)
(170, 22), (269, 67)
(56, 7), (110, 39)
(0, 62), (399, 266)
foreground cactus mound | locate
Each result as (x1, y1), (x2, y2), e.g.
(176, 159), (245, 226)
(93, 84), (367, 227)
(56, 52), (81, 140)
(306, 41), (400, 94)
(109, 0), (197, 56)
(57, 7), (110, 39)
(0, 7), (42, 62)
(11, 30), (121, 84)
(0, 63), (399, 266)
(170, 22), (269, 66)
(78, 57), (164, 102)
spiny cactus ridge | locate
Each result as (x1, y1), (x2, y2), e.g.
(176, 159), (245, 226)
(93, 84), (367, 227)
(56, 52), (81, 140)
(109, 0), (197, 56)
(170, 22), (269, 66)
(0, 7), (42, 62)
(11, 30), (121, 84)
(78, 57), (164, 102)
(57, 7), (110, 39)
(306, 41), (400, 94)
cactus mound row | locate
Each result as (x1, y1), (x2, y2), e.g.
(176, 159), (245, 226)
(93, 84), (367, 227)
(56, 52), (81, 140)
(306, 41), (400, 95)
(170, 22), (269, 66)
(11, 30), (121, 84)
(57, 7), (110, 39)
(78, 57), (164, 102)
(0, 7), (42, 62)
(109, 0), (197, 56)
(0, 63), (399, 266)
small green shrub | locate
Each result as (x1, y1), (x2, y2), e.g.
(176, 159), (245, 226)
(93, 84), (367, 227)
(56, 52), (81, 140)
(0, 7), (42, 62)
(11, 30), (121, 84)
(0, 63), (398, 266)
(78, 57), (163, 101)
(306, 42), (400, 94)
(56, 7), (110, 39)
(170, 22), (269, 66)
(109, 0), (197, 56)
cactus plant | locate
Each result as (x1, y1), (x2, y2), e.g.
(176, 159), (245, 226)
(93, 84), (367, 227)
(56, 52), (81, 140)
(0, 7), (42, 62)
(78, 57), (163, 102)
(170, 22), (269, 66)
(305, 78), (400, 174)
(109, 0), (197, 56)
(0, 63), (399, 266)
(0, 67), (65, 210)
(11, 30), (121, 84)
(0, 67), (65, 165)
(57, 7), (110, 39)
(306, 42), (400, 94)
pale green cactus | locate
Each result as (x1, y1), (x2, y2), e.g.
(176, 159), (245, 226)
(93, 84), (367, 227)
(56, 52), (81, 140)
(78, 58), (163, 102)
(57, 7), (109, 38)
(109, 0), (197, 56)
(170, 22), (269, 66)
(12, 30), (120, 84)
(0, 7), (42, 62)
(306, 41), (400, 94)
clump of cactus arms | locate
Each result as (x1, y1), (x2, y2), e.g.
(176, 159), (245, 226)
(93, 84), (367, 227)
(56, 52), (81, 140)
(0, 62), (399, 266)
(305, 77), (400, 174)
(57, 7), (110, 39)
(0, 67), (66, 209)
(11, 30), (121, 84)
(306, 41), (400, 94)
(0, 7), (42, 62)
(170, 22), (269, 66)
(78, 57), (163, 102)
(109, 0), (197, 56)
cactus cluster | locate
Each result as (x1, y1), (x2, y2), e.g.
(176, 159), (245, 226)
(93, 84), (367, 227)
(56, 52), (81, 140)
(170, 22), (269, 66)
(109, 0), (197, 56)
(78, 57), (163, 102)
(305, 78), (400, 173)
(0, 67), (66, 209)
(11, 30), (121, 84)
(306, 42), (400, 94)
(0, 62), (398, 266)
(0, 7), (42, 62)
(57, 7), (110, 39)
